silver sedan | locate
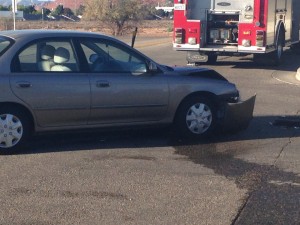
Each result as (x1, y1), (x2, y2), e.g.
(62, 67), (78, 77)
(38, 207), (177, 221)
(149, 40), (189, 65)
(0, 30), (255, 154)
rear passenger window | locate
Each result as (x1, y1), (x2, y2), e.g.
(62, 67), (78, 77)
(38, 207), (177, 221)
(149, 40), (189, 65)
(13, 40), (79, 73)
(17, 44), (38, 72)
(0, 37), (13, 57)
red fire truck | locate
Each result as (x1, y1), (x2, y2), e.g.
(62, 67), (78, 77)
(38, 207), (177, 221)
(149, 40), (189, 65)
(173, 0), (300, 65)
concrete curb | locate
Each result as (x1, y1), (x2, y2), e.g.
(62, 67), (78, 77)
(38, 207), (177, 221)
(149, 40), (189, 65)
(272, 70), (300, 86)
(296, 68), (300, 81)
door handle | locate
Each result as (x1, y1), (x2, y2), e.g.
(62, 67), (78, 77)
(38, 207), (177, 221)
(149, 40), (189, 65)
(16, 82), (32, 88)
(96, 81), (110, 88)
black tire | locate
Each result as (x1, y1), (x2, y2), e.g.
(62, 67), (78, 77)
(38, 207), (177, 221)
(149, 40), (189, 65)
(253, 32), (284, 66)
(271, 31), (284, 66)
(0, 106), (32, 155)
(175, 96), (217, 139)
(207, 54), (218, 65)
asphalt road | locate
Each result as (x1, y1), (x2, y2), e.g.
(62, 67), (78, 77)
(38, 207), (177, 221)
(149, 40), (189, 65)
(1, 38), (300, 225)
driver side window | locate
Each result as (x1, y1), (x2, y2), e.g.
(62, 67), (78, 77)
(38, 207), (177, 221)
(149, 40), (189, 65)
(80, 39), (147, 74)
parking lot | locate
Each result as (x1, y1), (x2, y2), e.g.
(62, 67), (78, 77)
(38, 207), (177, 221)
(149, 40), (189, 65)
(0, 37), (299, 225)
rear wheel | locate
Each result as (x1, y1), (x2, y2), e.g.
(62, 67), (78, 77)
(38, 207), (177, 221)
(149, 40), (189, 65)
(207, 54), (218, 65)
(271, 31), (284, 66)
(175, 96), (217, 138)
(0, 107), (32, 154)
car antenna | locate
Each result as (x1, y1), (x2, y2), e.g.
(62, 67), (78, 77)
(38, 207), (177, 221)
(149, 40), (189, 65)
(131, 27), (138, 48)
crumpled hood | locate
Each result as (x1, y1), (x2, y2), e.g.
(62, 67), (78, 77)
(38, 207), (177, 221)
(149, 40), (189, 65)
(170, 66), (228, 81)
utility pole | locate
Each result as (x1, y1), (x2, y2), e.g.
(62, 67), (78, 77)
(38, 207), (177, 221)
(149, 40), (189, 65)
(75, 0), (77, 15)
(12, 0), (17, 30)
(42, 7), (44, 22)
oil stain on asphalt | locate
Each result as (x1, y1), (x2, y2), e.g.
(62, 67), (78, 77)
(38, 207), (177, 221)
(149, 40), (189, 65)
(172, 139), (300, 225)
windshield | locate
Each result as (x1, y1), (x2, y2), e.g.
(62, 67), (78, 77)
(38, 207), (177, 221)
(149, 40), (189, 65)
(0, 36), (13, 57)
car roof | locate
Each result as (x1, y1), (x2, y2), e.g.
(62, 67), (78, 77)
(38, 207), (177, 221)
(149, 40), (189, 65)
(0, 29), (112, 40)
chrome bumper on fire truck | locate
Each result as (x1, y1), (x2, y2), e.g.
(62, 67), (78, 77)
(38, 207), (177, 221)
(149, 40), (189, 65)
(173, 44), (267, 54)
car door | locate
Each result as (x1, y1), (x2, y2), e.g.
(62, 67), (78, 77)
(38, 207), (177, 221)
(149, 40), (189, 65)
(10, 39), (91, 127)
(79, 38), (169, 124)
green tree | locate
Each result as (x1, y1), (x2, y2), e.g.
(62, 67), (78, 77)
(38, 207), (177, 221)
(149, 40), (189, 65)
(63, 8), (74, 17)
(52, 5), (64, 17)
(18, 5), (37, 14)
(42, 8), (51, 16)
(83, 0), (158, 36)
(0, 5), (9, 11)
(76, 5), (85, 16)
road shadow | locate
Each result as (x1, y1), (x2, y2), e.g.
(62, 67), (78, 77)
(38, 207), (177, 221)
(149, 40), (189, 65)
(173, 139), (300, 224)
(10, 115), (300, 224)
(210, 50), (300, 73)
(11, 115), (300, 155)
(170, 115), (300, 224)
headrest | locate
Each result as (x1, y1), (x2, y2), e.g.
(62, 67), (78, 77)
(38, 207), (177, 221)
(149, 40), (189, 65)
(54, 47), (70, 64)
(41, 45), (55, 60)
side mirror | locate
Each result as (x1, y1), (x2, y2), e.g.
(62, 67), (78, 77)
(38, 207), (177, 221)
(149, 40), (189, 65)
(148, 61), (158, 73)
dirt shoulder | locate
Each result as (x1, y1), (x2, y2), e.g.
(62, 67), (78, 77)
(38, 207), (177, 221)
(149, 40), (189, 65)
(4, 19), (173, 38)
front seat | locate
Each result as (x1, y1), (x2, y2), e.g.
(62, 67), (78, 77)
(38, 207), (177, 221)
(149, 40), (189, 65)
(51, 47), (72, 72)
(38, 45), (55, 71)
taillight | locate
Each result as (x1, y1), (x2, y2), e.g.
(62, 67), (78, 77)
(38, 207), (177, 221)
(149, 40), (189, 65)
(175, 28), (184, 44)
(256, 30), (265, 47)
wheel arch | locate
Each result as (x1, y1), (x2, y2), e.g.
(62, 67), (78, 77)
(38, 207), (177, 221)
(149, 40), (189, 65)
(0, 102), (35, 133)
(173, 91), (219, 123)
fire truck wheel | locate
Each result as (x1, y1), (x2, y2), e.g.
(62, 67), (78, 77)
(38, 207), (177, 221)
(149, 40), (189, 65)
(272, 32), (284, 66)
(175, 96), (217, 139)
(207, 55), (218, 65)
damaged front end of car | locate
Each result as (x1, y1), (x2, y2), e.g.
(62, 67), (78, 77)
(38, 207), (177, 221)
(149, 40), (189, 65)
(218, 95), (256, 133)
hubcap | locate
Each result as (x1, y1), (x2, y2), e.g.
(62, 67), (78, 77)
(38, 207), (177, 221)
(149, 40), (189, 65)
(0, 114), (23, 148)
(186, 103), (212, 134)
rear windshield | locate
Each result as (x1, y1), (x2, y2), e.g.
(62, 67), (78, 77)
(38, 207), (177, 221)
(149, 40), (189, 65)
(0, 36), (13, 57)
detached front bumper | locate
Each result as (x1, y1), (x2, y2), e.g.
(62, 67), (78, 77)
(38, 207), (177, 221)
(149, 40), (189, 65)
(221, 95), (256, 132)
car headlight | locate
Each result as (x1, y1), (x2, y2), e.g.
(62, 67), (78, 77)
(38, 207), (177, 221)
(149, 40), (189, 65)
(229, 90), (240, 103)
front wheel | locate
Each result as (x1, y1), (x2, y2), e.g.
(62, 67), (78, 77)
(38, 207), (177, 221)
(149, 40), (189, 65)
(0, 107), (32, 154)
(175, 96), (217, 139)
